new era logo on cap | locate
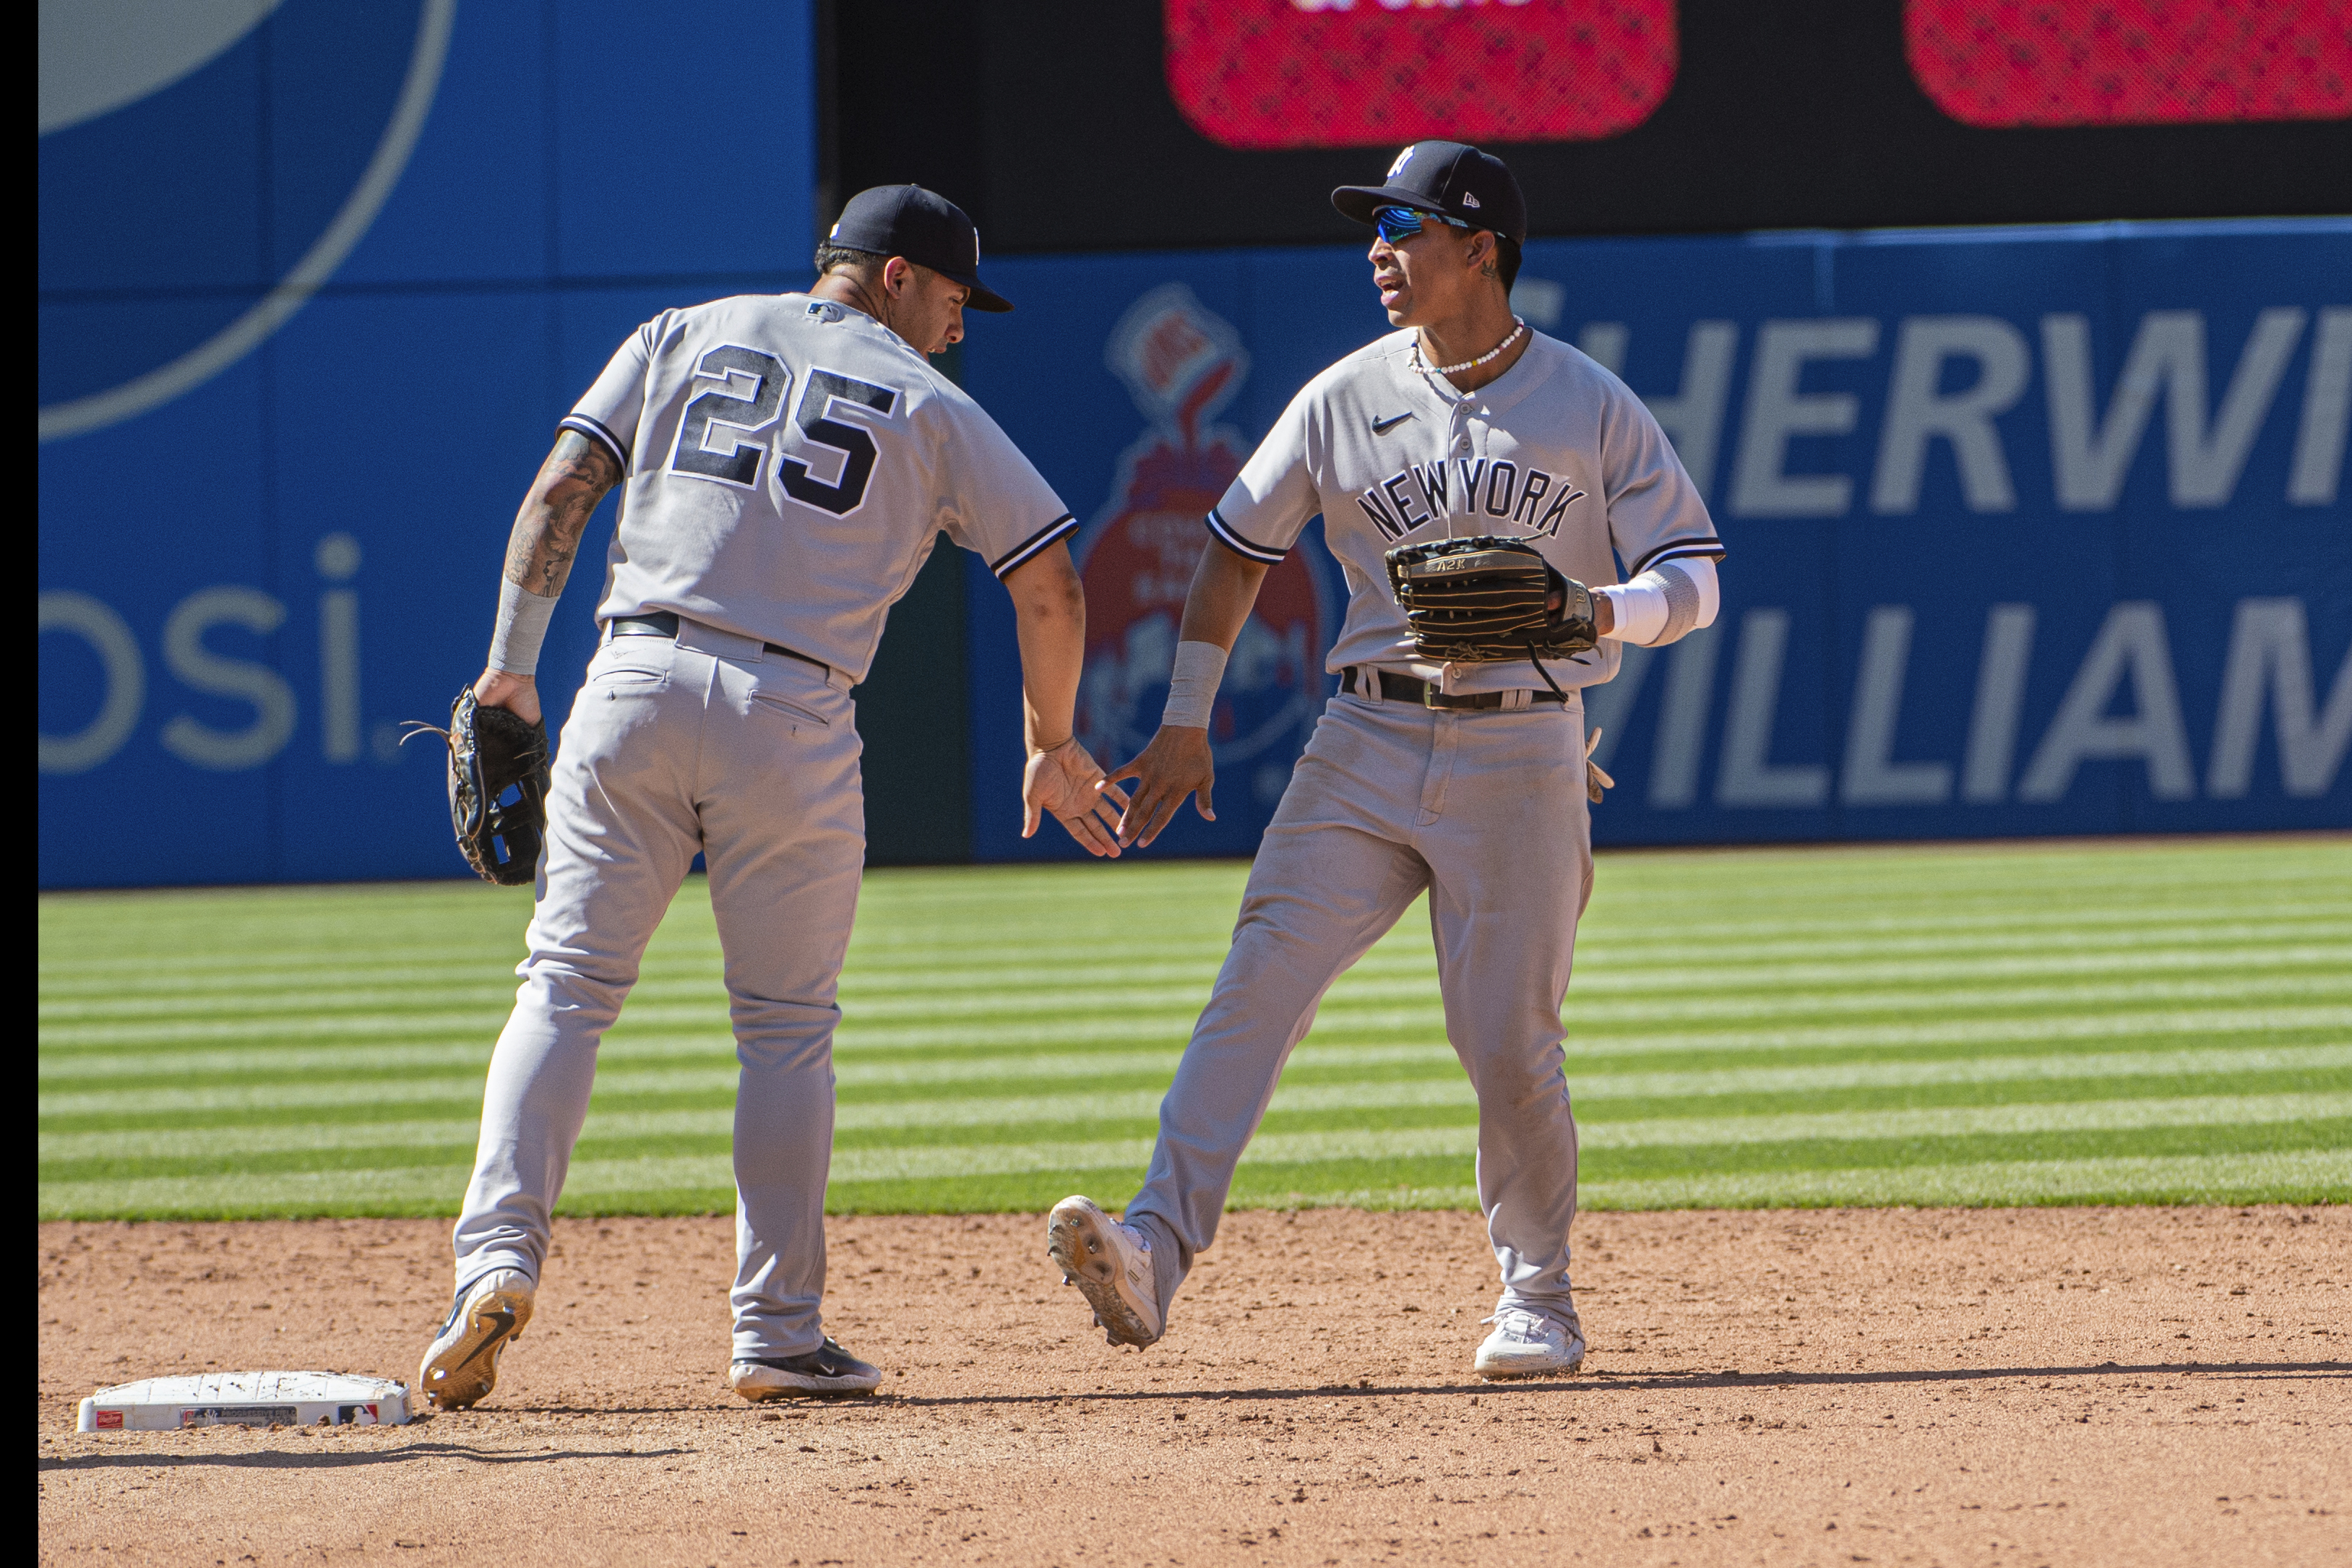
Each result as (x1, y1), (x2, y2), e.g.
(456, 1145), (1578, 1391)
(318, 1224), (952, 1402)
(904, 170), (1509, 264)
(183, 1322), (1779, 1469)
(1461, 192), (1481, 208)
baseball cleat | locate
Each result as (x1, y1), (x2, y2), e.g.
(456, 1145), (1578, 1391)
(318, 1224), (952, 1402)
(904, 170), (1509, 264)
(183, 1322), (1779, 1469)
(1473, 1306), (1585, 1379)
(729, 1339), (882, 1400)
(417, 1267), (536, 1411)
(1046, 1195), (1163, 1349)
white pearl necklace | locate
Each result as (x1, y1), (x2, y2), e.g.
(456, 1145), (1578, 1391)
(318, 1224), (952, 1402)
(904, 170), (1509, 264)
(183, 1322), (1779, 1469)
(1419, 316), (1528, 376)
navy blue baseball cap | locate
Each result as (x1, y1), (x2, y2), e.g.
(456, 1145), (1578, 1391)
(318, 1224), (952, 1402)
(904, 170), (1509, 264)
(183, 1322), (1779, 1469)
(827, 184), (1012, 313)
(1332, 141), (1528, 248)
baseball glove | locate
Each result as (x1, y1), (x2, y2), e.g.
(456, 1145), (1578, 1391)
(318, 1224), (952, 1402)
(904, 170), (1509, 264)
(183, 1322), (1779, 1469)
(1384, 534), (1598, 667)
(403, 689), (552, 885)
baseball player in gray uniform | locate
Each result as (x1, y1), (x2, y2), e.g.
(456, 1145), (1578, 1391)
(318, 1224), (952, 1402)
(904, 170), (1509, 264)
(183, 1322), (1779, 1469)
(419, 185), (1127, 1410)
(1046, 142), (1724, 1379)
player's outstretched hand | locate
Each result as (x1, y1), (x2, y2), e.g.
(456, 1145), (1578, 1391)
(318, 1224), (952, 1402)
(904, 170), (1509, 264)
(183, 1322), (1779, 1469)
(1103, 724), (1215, 849)
(1024, 738), (1129, 857)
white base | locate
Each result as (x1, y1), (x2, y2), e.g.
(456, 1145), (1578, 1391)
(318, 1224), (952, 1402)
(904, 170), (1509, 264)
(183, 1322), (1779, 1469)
(77, 1371), (413, 1432)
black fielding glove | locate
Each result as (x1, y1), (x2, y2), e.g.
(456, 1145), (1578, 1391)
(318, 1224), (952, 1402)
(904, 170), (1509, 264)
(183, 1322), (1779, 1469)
(404, 689), (552, 885)
(1384, 535), (1599, 665)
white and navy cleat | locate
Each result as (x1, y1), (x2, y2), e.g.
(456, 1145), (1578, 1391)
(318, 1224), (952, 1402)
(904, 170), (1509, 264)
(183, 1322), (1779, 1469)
(1046, 1195), (1163, 1349)
(729, 1338), (882, 1400)
(1473, 1306), (1585, 1379)
(417, 1267), (536, 1411)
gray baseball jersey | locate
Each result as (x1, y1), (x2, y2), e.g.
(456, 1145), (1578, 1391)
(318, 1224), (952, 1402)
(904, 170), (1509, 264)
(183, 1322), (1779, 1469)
(1205, 327), (1722, 695)
(1108, 327), (1728, 1356)
(448, 291), (1074, 1372)
(562, 293), (1076, 679)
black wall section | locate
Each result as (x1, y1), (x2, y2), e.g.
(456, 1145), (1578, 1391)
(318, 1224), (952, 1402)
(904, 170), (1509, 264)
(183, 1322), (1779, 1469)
(853, 543), (972, 866)
(831, 0), (2351, 248)
(852, 339), (973, 866)
(826, 0), (988, 230)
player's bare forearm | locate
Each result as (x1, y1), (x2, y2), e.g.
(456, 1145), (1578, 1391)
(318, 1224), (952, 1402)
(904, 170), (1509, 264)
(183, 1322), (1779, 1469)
(1005, 542), (1129, 856)
(1179, 541), (1272, 649)
(1106, 543), (1271, 848)
(1005, 543), (1087, 750)
(501, 431), (621, 599)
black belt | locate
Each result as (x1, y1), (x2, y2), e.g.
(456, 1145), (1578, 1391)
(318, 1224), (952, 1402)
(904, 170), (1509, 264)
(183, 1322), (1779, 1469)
(1341, 666), (1569, 710)
(608, 612), (827, 671)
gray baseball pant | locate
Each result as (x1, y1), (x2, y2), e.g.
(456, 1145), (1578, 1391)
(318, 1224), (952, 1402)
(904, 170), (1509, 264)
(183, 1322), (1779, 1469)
(1127, 683), (1593, 1332)
(451, 619), (864, 1361)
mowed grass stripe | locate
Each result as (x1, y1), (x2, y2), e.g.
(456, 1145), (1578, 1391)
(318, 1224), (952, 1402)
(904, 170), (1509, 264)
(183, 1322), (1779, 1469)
(40, 1093), (2350, 1179)
(1225, 1150), (2352, 1214)
(38, 1043), (2352, 1129)
(35, 963), (2352, 1047)
(39, 1007), (2352, 1093)
(37, 845), (2334, 951)
(37, 910), (2351, 1004)
(40, 1145), (2348, 1223)
(37, 837), (2352, 1218)
(39, 931), (2352, 1015)
(38, 1064), (2348, 1140)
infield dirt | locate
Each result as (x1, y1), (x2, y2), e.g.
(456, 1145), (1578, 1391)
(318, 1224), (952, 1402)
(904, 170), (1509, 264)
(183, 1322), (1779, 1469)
(38, 1207), (2348, 1567)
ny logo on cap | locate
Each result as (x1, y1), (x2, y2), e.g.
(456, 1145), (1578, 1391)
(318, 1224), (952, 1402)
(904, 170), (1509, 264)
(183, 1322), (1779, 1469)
(1387, 147), (1413, 177)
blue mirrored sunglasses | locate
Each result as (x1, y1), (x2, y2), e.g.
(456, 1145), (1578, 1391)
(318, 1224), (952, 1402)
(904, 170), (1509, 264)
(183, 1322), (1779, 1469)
(1373, 204), (1470, 244)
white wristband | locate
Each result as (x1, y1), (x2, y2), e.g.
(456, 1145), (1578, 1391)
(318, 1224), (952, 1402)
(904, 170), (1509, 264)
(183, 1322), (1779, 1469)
(1595, 580), (1668, 644)
(488, 578), (559, 676)
(1161, 639), (1229, 730)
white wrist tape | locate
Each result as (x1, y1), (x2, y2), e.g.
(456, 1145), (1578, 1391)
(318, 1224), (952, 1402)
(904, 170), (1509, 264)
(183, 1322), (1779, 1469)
(1598, 557), (1719, 647)
(1595, 580), (1668, 644)
(487, 578), (559, 676)
(1161, 639), (1229, 730)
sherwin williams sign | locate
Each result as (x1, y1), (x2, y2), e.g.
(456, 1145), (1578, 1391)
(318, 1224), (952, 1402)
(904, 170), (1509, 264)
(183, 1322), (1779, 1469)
(960, 220), (2349, 860)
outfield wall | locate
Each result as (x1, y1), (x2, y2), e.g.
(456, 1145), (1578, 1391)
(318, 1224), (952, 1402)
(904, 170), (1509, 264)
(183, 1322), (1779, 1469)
(964, 221), (2352, 861)
(39, 84), (2351, 892)
(38, 0), (817, 889)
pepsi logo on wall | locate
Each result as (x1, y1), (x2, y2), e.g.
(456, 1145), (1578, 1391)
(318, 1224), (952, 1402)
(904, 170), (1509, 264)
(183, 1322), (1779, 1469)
(38, 0), (454, 442)
(1072, 285), (1343, 839)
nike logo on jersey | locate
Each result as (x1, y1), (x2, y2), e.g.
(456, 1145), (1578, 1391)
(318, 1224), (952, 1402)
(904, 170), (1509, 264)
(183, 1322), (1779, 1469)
(1355, 457), (1586, 541)
(1371, 411), (1416, 435)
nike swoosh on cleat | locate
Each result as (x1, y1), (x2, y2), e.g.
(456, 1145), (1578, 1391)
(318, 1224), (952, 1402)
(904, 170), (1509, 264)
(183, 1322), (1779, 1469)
(451, 1311), (514, 1373)
(1371, 412), (1415, 434)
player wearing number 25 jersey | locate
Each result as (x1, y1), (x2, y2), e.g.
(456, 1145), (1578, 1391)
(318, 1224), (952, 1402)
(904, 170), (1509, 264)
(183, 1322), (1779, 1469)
(561, 288), (1078, 674)
(419, 186), (1127, 1413)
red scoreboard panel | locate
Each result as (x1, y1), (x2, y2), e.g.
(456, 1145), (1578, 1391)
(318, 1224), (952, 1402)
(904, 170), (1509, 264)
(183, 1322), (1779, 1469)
(1166, 0), (2348, 150)
(1908, 0), (2352, 127)
(830, 0), (2352, 252)
(1166, 0), (1678, 149)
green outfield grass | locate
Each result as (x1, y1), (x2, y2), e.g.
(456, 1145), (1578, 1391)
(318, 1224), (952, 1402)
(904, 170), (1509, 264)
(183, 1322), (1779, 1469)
(37, 837), (2352, 1220)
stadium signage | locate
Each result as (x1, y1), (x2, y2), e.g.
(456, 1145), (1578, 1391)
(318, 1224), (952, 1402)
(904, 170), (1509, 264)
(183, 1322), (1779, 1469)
(960, 220), (2351, 856)
(1566, 309), (2345, 519)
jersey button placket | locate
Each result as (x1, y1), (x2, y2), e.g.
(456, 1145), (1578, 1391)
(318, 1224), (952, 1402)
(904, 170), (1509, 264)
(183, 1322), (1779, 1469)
(1439, 411), (1473, 693)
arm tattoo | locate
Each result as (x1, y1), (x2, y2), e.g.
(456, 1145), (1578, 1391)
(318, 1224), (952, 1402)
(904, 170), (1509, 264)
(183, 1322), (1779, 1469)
(501, 431), (622, 597)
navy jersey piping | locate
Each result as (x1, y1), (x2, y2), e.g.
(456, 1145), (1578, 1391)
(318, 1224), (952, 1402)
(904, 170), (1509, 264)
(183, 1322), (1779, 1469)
(990, 514), (1079, 579)
(1205, 507), (1287, 566)
(558, 413), (631, 475)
